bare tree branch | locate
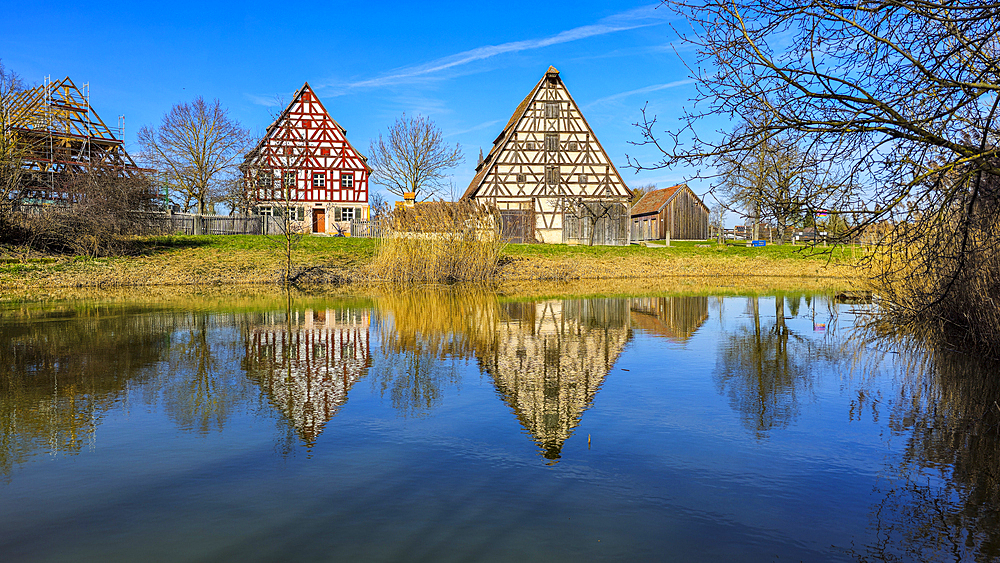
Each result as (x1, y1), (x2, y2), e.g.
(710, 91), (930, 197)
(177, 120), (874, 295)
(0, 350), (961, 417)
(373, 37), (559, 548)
(368, 114), (463, 201)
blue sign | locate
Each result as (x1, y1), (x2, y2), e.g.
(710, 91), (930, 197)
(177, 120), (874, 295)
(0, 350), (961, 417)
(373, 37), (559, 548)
(751, 240), (766, 247)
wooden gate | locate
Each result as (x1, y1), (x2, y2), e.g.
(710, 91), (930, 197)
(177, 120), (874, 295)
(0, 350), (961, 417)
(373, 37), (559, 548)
(499, 209), (534, 243)
(563, 201), (629, 246)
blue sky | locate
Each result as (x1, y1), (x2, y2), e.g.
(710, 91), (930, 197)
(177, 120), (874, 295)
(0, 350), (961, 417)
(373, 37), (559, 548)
(1, 0), (728, 207)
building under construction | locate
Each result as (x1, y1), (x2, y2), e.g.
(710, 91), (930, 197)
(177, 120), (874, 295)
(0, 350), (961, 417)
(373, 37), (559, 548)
(6, 76), (144, 202)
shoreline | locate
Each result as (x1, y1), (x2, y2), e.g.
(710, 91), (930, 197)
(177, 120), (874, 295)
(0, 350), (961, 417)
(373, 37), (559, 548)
(0, 236), (860, 300)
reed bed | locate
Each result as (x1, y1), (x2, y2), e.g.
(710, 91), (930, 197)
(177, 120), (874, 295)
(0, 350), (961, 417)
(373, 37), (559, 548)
(865, 208), (1000, 357)
(364, 201), (505, 283)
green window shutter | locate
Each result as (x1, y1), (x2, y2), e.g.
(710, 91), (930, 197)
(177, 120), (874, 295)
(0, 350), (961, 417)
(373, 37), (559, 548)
(334, 207), (342, 221)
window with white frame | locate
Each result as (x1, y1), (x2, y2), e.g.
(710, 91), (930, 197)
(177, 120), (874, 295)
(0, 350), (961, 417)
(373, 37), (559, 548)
(283, 171), (296, 189)
(341, 172), (354, 188)
(313, 172), (325, 187)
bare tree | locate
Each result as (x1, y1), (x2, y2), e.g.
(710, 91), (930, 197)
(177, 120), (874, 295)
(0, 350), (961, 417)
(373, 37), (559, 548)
(0, 60), (26, 237)
(138, 97), (251, 214)
(714, 134), (833, 243)
(368, 114), (463, 201)
(629, 183), (655, 207)
(630, 1), (1000, 345)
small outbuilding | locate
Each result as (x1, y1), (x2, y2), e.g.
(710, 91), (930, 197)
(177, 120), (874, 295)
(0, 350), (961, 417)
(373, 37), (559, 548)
(630, 184), (709, 242)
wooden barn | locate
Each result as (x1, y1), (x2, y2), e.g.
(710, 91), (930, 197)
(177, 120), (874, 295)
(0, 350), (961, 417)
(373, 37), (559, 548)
(461, 66), (632, 245)
(630, 184), (709, 242)
(241, 82), (370, 234)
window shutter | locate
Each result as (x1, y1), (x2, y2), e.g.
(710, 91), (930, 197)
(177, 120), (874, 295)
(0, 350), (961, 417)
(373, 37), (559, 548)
(545, 133), (559, 152)
(334, 207), (342, 221)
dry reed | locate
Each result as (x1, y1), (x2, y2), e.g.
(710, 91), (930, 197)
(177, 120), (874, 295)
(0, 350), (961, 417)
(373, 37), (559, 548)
(365, 201), (505, 283)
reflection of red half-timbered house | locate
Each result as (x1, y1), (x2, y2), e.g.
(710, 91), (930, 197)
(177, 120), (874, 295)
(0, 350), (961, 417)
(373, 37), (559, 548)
(241, 82), (371, 234)
(244, 308), (372, 445)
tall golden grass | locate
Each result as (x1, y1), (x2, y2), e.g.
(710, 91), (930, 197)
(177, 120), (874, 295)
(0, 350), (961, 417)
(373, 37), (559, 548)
(365, 201), (505, 283)
(865, 204), (1000, 356)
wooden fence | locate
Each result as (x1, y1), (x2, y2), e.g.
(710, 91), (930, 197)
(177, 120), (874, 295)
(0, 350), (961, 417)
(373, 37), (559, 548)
(142, 213), (284, 235)
(349, 219), (385, 238)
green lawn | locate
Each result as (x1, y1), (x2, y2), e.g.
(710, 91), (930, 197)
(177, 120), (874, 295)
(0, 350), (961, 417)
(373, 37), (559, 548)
(502, 239), (859, 263)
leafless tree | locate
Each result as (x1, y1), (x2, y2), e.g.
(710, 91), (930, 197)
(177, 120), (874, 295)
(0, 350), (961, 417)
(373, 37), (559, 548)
(0, 60), (26, 237)
(629, 183), (655, 207)
(20, 170), (159, 256)
(630, 1), (1000, 345)
(368, 114), (463, 202)
(714, 133), (837, 243)
(138, 97), (251, 215)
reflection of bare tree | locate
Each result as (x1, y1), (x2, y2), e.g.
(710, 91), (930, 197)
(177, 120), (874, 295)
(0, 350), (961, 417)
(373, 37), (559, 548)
(0, 306), (172, 477)
(370, 289), (498, 417)
(849, 340), (1000, 562)
(714, 294), (826, 437)
(479, 299), (631, 463)
(243, 306), (372, 445)
(630, 296), (708, 342)
(156, 312), (256, 435)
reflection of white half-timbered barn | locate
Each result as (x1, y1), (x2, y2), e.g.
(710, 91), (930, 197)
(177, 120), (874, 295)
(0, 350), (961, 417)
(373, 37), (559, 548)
(480, 299), (631, 463)
(241, 83), (371, 234)
(245, 308), (371, 445)
(462, 67), (632, 245)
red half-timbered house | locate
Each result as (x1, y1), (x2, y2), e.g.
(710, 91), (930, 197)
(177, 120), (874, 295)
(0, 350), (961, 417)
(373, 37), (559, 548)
(242, 82), (370, 234)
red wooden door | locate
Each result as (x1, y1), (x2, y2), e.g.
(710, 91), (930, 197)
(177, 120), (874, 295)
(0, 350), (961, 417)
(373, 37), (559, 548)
(313, 208), (326, 233)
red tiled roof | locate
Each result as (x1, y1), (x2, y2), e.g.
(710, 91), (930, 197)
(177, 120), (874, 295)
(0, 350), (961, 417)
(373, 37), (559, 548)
(631, 184), (685, 216)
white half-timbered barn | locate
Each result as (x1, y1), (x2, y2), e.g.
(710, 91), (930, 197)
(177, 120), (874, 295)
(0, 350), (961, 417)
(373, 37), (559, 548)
(242, 82), (370, 234)
(461, 67), (632, 245)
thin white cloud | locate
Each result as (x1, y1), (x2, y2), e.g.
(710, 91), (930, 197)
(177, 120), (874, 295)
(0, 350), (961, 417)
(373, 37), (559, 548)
(245, 93), (282, 107)
(334, 5), (670, 91)
(445, 119), (503, 138)
(585, 79), (696, 108)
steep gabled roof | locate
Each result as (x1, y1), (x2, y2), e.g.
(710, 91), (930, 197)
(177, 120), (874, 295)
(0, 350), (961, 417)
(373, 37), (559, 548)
(462, 66), (631, 201)
(631, 184), (708, 216)
(461, 72), (549, 200)
(244, 82), (371, 172)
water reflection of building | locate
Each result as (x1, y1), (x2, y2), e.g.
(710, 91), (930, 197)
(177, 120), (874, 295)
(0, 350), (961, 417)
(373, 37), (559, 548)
(480, 299), (631, 463)
(244, 308), (371, 445)
(629, 296), (708, 342)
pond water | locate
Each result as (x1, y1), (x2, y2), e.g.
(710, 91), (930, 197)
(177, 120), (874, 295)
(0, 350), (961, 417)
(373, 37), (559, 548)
(0, 289), (997, 562)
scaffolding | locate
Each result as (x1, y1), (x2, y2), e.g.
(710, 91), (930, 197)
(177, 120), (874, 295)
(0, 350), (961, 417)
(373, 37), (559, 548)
(6, 76), (142, 202)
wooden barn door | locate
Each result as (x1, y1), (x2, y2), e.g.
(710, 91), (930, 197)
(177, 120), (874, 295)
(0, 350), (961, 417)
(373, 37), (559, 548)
(500, 209), (533, 243)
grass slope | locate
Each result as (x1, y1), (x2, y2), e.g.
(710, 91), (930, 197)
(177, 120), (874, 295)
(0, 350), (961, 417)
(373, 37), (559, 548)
(0, 235), (857, 290)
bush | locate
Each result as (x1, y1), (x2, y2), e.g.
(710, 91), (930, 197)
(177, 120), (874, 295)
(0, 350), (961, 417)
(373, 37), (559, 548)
(14, 171), (160, 257)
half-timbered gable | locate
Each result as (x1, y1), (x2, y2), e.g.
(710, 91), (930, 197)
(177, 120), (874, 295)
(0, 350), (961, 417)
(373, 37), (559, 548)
(242, 82), (370, 234)
(630, 184), (710, 242)
(462, 67), (632, 245)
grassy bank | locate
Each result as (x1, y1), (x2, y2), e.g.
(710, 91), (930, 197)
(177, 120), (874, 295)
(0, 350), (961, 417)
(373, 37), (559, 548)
(0, 234), (858, 292)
